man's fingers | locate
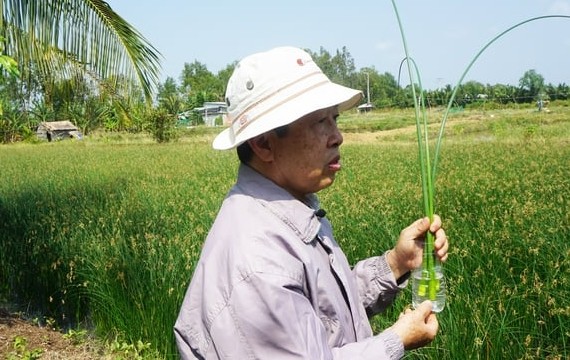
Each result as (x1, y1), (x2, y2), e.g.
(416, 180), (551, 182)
(429, 215), (442, 233)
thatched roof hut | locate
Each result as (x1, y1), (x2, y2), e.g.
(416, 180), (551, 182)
(36, 121), (83, 141)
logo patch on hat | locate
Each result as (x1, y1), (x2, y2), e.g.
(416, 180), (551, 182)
(297, 58), (306, 66)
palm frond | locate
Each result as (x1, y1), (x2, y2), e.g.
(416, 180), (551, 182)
(0, 0), (162, 102)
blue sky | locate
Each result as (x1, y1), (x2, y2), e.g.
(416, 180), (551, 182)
(106, 0), (570, 90)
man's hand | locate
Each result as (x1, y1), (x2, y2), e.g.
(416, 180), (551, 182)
(386, 215), (448, 279)
(390, 301), (439, 350)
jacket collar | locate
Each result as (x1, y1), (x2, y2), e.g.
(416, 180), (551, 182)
(235, 164), (322, 244)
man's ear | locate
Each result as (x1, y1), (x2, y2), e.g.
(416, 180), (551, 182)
(248, 134), (274, 162)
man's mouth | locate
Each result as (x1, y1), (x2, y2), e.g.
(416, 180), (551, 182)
(328, 156), (341, 171)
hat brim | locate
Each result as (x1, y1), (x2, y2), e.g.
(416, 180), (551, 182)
(213, 82), (363, 150)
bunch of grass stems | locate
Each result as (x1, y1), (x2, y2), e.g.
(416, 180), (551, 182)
(390, 0), (570, 302)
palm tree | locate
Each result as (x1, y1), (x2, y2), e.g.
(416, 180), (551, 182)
(0, 0), (161, 102)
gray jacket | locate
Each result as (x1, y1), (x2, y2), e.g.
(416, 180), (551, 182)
(175, 164), (406, 359)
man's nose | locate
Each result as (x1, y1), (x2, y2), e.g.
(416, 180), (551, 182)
(328, 119), (343, 147)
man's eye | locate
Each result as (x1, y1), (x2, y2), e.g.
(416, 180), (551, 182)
(316, 115), (338, 124)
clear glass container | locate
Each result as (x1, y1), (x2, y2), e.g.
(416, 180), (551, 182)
(411, 263), (446, 313)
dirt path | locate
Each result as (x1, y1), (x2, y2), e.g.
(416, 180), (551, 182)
(0, 308), (102, 359)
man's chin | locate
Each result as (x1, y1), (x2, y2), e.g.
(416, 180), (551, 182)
(316, 177), (335, 192)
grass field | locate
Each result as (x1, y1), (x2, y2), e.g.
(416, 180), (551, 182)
(1, 104), (569, 359)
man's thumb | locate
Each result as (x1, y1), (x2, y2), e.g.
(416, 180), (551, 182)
(414, 217), (430, 234)
(417, 300), (434, 317)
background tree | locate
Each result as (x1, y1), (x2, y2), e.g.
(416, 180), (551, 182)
(448, 80), (482, 106)
(330, 46), (358, 88)
(553, 83), (569, 100)
(308, 47), (333, 79)
(157, 76), (183, 116)
(179, 60), (221, 109)
(359, 68), (401, 108)
(519, 69), (545, 102)
(215, 62), (237, 101)
(425, 85), (452, 107)
(157, 77), (179, 104)
(308, 47), (358, 89)
(0, 35), (18, 118)
(490, 83), (510, 104)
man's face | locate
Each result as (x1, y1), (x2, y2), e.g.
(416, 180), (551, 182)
(269, 106), (344, 199)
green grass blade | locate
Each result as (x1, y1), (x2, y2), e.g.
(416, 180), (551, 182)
(432, 15), (570, 183)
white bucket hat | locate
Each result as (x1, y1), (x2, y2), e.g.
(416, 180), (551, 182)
(212, 46), (363, 150)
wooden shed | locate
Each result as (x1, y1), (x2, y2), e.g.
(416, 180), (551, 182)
(36, 121), (83, 141)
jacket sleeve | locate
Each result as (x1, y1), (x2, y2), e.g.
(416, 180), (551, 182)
(352, 253), (409, 316)
(178, 271), (404, 360)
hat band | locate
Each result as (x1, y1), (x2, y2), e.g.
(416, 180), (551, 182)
(231, 71), (329, 137)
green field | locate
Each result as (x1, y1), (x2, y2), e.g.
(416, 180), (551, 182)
(1, 105), (569, 359)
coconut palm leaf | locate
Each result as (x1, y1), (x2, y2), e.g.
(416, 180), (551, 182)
(0, 0), (161, 101)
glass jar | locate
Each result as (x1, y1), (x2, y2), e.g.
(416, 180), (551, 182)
(411, 263), (446, 313)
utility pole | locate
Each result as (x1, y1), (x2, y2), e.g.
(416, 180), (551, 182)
(366, 71), (371, 105)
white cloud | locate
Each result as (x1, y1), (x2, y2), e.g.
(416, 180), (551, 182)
(548, 0), (570, 14)
(375, 41), (393, 51)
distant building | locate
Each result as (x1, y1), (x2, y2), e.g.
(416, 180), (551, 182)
(36, 121), (83, 141)
(193, 102), (228, 126)
(357, 103), (374, 113)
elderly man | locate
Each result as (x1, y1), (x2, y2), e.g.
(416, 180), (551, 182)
(175, 46), (448, 359)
